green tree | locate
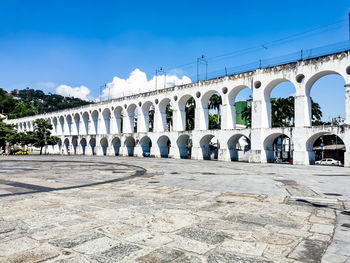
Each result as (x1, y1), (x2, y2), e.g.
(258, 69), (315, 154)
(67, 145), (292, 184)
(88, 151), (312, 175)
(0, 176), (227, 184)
(185, 98), (195, 130)
(241, 96), (323, 127)
(32, 119), (59, 155)
(208, 94), (222, 128)
(0, 118), (17, 152)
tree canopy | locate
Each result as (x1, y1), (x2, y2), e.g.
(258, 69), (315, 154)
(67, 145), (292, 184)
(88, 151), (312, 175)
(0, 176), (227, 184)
(0, 87), (91, 119)
(241, 96), (324, 127)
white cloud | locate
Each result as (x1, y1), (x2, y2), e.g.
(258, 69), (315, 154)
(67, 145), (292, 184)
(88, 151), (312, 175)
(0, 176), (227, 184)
(56, 84), (91, 101)
(101, 68), (191, 100)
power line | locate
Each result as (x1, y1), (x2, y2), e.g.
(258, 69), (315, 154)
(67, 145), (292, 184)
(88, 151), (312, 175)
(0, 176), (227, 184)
(161, 18), (347, 74)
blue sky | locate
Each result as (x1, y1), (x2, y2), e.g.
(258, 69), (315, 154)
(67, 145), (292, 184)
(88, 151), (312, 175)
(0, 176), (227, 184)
(0, 0), (349, 120)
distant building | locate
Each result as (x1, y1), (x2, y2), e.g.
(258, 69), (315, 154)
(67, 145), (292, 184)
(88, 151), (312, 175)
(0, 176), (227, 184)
(235, 100), (251, 127)
(331, 116), (345, 126)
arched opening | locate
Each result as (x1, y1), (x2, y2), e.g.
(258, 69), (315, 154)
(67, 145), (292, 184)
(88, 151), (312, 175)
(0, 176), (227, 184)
(264, 79), (296, 128)
(57, 138), (62, 153)
(80, 138), (87, 155)
(227, 134), (251, 161)
(307, 133), (345, 166)
(89, 138), (96, 155)
(201, 91), (222, 130)
(100, 138), (108, 156)
(91, 110), (99, 134)
(59, 116), (65, 135)
(159, 98), (173, 132)
(200, 134), (219, 160)
(140, 136), (152, 156)
(177, 134), (192, 159)
(66, 115), (73, 135)
(141, 101), (154, 132)
(52, 117), (58, 134)
(264, 133), (293, 164)
(74, 113), (80, 135)
(112, 137), (121, 156)
(113, 106), (123, 133)
(179, 95), (196, 131)
(82, 112), (89, 135)
(307, 72), (346, 126)
(64, 138), (70, 155)
(102, 108), (111, 134)
(125, 136), (135, 156)
(72, 137), (78, 155)
(228, 85), (252, 128)
(127, 104), (137, 133)
(157, 136), (171, 158)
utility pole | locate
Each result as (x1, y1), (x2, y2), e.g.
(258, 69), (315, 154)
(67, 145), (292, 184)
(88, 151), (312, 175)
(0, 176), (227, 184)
(197, 55), (208, 82)
(155, 67), (165, 93)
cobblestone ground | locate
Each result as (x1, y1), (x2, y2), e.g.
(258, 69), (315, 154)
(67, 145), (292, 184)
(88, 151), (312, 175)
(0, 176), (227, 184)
(0, 156), (349, 263)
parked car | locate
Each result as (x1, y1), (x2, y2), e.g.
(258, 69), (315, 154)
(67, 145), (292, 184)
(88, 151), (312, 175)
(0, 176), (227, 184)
(315, 158), (341, 166)
(15, 150), (29, 155)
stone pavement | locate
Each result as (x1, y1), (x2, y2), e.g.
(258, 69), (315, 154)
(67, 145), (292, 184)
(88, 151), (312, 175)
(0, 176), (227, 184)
(0, 156), (349, 262)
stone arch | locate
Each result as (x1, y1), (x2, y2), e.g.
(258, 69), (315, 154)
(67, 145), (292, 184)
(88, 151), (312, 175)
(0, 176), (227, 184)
(113, 106), (123, 134)
(82, 112), (89, 135)
(199, 134), (219, 160)
(80, 138), (87, 155)
(263, 78), (296, 128)
(227, 85), (251, 129)
(73, 113), (80, 135)
(306, 132), (346, 165)
(178, 94), (196, 131)
(89, 138), (96, 155)
(102, 108), (111, 134)
(72, 137), (78, 155)
(91, 110), (99, 134)
(201, 90), (222, 130)
(126, 104), (137, 133)
(141, 101), (154, 132)
(157, 135), (171, 158)
(227, 134), (251, 161)
(177, 134), (192, 159)
(305, 70), (346, 126)
(159, 98), (173, 132)
(139, 136), (152, 156)
(100, 137), (108, 156)
(66, 115), (73, 135)
(125, 136), (135, 156)
(57, 138), (62, 153)
(63, 138), (70, 154)
(263, 133), (293, 163)
(112, 137), (121, 156)
(59, 116), (65, 135)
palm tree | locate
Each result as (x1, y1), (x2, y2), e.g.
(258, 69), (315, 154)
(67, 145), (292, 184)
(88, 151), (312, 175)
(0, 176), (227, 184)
(208, 94), (222, 128)
(185, 98), (195, 130)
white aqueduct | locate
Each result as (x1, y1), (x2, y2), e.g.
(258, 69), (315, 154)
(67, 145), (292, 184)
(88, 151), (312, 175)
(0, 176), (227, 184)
(7, 50), (350, 167)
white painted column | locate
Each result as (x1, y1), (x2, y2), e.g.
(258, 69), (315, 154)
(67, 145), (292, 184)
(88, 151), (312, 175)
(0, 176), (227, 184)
(63, 119), (69, 136)
(153, 105), (163, 132)
(221, 96), (235, 130)
(123, 114), (133, 133)
(110, 116), (117, 134)
(345, 83), (350, 125)
(106, 146), (114, 156)
(295, 83), (312, 127)
(173, 105), (185, 131)
(138, 110), (148, 133)
(195, 106), (204, 131)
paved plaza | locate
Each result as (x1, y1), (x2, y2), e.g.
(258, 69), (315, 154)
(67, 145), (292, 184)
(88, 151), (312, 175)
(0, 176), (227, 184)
(0, 156), (349, 263)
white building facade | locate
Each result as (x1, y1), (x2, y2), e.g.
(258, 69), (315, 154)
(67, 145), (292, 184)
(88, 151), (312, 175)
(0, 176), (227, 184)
(7, 51), (350, 166)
